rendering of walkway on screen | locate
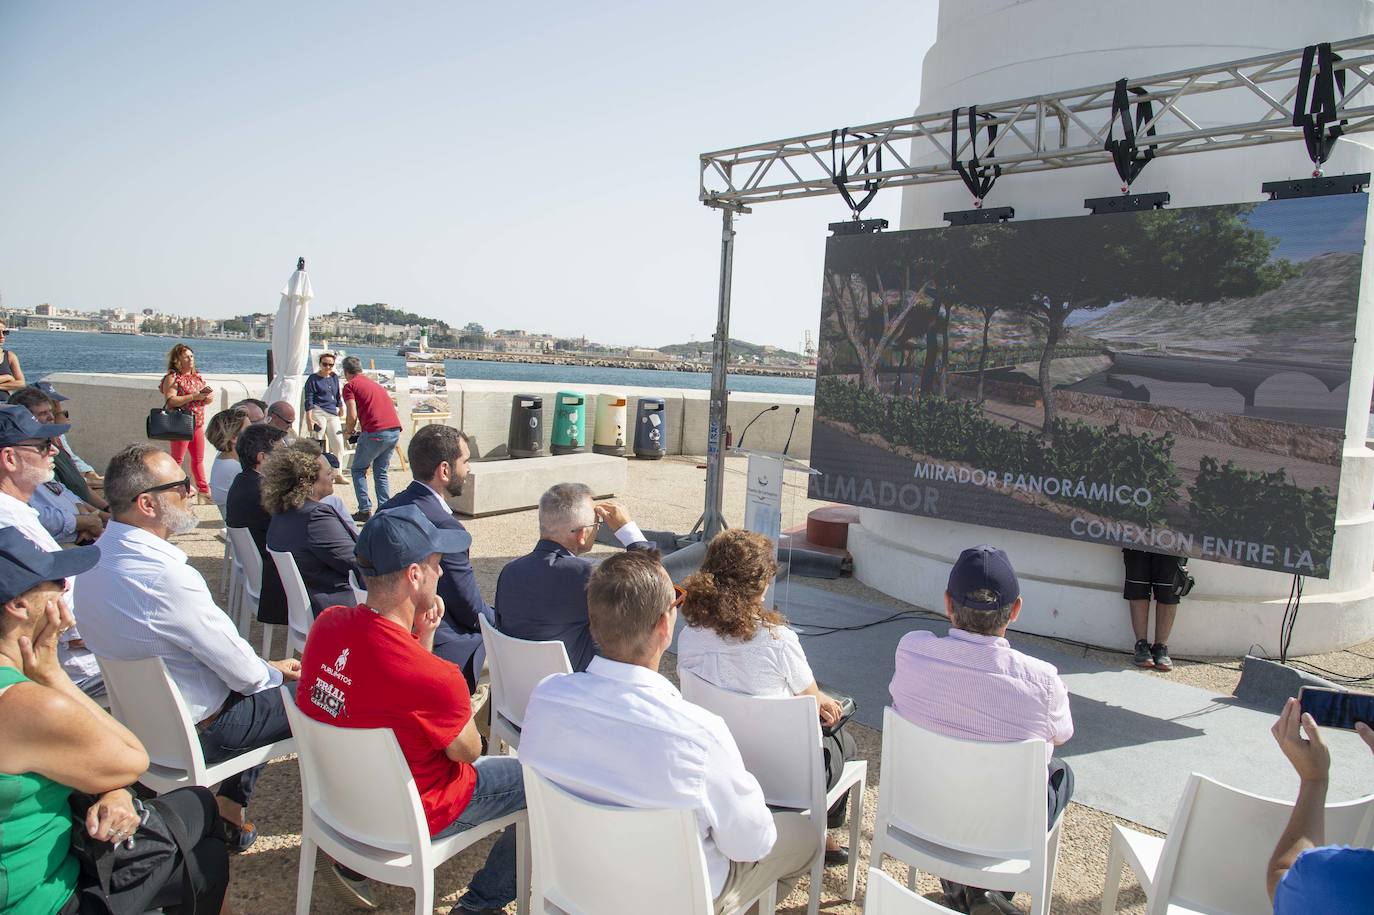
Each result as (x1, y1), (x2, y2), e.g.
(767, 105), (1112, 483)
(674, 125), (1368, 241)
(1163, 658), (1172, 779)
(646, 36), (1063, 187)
(677, 582), (1373, 833)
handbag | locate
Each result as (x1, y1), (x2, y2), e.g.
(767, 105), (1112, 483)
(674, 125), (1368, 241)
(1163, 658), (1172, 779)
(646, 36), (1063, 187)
(146, 408), (194, 442)
(66, 791), (208, 915)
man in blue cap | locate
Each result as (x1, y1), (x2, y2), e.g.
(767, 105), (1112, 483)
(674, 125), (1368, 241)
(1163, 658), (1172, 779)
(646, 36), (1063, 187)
(7, 386), (107, 512)
(888, 545), (1074, 915)
(296, 504), (525, 915)
(0, 404), (105, 696)
(36, 379), (104, 489)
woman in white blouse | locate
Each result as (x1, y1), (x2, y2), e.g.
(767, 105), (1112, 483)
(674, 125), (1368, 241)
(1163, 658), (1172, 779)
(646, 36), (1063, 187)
(677, 529), (856, 866)
(205, 407), (249, 511)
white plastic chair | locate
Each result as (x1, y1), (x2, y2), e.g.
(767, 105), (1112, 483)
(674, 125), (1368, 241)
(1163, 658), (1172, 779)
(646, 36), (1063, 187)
(282, 699), (528, 915)
(865, 867), (963, 914)
(1102, 771), (1374, 914)
(870, 707), (1062, 915)
(478, 615), (571, 753)
(523, 766), (777, 915)
(226, 526), (276, 657)
(348, 568), (368, 605)
(267, 548), (314, 657)
(97, 656), (294, 795)
(679, 668), (868, 915)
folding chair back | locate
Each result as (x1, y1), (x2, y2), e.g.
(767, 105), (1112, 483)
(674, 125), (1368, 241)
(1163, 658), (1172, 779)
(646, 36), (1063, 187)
(479, 615), (571, 750)
(267, 548), (313, 653)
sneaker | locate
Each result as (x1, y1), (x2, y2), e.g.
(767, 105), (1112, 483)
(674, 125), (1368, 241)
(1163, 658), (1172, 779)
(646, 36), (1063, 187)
(1133, 639), (1155, 668)
(220, 818), (257, 853)
(1151, 642), (1173, 672)
(352, 510), (372, 523)
(331, 863), (379, 909)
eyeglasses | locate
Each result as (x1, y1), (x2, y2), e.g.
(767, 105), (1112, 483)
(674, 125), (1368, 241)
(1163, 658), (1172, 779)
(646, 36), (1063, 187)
(671, 586), (687, 609)
(321, 361), (335, 368)
(9, 439), (57, 455)
(0, 329), (10, 337)
(138, 476), (193, 498)
(571, 518), (603, 534)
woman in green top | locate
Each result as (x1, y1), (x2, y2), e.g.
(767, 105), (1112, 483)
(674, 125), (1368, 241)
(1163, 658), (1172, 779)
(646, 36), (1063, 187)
(0, 529), (229, 914)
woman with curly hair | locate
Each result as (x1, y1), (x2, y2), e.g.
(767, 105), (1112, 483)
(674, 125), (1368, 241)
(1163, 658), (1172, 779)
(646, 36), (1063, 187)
(262, 440), (362, 616)
(677, 528), (857, 866)
(157, 343), (214, 501)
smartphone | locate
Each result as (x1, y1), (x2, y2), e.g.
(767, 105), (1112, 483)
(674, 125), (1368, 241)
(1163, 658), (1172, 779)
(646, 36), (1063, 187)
(1298, 686), (1374, 731)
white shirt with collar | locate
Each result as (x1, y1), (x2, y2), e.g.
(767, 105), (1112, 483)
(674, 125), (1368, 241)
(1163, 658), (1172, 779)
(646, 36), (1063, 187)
(74, 520), (282, 722)
(518, 656), (776, 896)
(0, 489), (101, 682)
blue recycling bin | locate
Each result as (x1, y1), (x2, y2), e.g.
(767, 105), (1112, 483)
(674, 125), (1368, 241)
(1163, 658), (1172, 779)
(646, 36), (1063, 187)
(633, 397), (667, 460)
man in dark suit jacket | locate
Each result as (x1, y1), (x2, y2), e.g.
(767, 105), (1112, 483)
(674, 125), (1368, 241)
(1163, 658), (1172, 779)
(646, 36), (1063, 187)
(495, 483), (652, 671)
(225, 423), (289, 626)
(377, 425), (490, 688)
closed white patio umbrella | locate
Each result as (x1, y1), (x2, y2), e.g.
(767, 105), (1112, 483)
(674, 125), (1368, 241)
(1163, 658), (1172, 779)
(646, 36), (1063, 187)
(264, 257), (313, 410)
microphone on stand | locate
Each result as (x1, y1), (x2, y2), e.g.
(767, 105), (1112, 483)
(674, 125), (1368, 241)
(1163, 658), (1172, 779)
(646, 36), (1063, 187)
(782, 406), (801, 455)
(736, 405), (780, 450)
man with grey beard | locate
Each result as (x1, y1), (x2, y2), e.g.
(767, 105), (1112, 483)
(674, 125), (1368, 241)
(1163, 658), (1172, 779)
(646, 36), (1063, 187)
(74, 443), (301, 853)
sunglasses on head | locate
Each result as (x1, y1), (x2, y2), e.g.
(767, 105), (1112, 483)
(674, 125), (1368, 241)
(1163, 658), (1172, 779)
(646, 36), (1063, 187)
(672, 585), (686, 609)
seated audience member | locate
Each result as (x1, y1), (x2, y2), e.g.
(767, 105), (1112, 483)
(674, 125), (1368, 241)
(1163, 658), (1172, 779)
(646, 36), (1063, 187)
(265, 400), (296, 434)
(262, 440), (362, 615)
(7, 387), (107, 513)
(225, 423), (289, 631)
(205, 407), (250, 510)
(0, 406), (104, 698)
(889, 545), (1073, 914)
(379, 425), (492, 688)
(75, 443), (302, 852)
(495, 482), (650, 671)
(678, 529), (856, 865)
(7, 391), (105, 547)
(228, 398), (268, 424)
(1267, 697), (1374, 912)
(297, 505), (525, 914)
(37, 381), (102, 487)
(0, 528), (231, 915)
(519, 551), (819, 909)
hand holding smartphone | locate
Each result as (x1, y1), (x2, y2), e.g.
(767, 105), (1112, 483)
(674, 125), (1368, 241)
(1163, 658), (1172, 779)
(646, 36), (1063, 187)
(1298, 686), (1374, 731)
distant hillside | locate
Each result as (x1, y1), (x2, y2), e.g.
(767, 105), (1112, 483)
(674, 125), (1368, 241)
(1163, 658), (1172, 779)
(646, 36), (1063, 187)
(659, 338), (807, 361)
(1073, 252), (1361, 364)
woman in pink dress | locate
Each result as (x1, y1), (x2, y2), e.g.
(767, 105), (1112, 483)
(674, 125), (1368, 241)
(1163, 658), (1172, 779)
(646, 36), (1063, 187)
(158, 343), (215, 500)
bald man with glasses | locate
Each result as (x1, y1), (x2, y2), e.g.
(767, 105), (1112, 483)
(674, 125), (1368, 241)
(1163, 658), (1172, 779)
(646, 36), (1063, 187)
(75, 443), (302, 852)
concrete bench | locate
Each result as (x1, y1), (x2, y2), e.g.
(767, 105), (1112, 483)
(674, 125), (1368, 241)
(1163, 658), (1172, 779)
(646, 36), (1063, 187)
(452, 452), (627, 517)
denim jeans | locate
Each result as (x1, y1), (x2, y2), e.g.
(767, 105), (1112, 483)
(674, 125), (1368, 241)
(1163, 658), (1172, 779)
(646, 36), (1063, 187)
(198, 684), (296, 808)
(434, 756), (526, 912)
(350, 427), (399, 513)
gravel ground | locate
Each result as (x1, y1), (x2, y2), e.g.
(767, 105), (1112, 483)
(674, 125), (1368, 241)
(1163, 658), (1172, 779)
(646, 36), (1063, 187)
(167, 453), (1370, 913)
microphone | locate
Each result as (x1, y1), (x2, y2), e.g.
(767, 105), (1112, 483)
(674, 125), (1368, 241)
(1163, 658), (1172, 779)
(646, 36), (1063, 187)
(736, 405), (779, 450)
(782, 406), (801, 455)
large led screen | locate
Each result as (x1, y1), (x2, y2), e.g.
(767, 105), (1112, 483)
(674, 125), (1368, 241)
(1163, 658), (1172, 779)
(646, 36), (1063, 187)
(809, 195), (1366, 577)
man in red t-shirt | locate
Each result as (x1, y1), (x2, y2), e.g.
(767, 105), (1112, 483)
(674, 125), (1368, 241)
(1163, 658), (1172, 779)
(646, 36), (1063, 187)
(298, 504), (524, 914)
(339, 355), (403, 521)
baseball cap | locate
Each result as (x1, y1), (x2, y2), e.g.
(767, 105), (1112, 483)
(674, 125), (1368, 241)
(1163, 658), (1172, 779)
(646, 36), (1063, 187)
(0, 527), (100, 604)
(947, 545), (1019, 610)
(355, 504), (471, 575)
(33, 381), (69, 402)
(0, 405), (70, 447)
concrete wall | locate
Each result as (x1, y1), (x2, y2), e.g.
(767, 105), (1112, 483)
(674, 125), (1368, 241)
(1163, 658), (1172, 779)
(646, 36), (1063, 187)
(45, 374), (816, 482)
(850, 0), (1374, 655)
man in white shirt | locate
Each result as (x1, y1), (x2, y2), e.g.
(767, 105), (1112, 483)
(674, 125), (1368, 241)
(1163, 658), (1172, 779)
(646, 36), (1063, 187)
(519, 550), (819, 911)
(0, 405), (104, 697)
(75, 442), (302, 852)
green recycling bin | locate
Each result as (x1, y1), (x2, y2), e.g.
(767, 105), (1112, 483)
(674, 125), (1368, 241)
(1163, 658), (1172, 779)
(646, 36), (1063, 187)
(551, 390), (586, 455)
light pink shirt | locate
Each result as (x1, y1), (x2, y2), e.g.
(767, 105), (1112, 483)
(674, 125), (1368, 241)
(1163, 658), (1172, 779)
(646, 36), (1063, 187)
(889, 628), (1073, 754)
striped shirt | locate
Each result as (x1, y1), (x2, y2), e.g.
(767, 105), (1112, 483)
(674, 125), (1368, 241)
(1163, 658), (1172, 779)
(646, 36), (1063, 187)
(889, 628), (1073, 755)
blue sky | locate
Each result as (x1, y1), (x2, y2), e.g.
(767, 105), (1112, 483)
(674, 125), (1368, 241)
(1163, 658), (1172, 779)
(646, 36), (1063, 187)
(0, 2), (936, 350)
(1244, 194), (1369, 262)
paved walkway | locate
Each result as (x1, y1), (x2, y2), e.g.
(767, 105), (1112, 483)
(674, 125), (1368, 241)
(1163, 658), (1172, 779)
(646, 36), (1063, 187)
(701, 581), (1374, 832)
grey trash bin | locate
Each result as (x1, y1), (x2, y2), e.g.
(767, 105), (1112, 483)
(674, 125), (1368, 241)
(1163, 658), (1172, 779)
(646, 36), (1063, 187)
(507, 394), (544, 458)
(633, 397), (667, 460)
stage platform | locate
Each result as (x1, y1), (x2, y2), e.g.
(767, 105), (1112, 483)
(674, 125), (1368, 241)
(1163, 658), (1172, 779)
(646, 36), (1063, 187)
(673, 582), (1374, 833)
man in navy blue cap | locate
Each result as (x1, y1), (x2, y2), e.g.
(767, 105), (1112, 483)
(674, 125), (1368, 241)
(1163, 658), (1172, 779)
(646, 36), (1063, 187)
(888, 545), (1074, 915)
(35, 380), (103, 488)
(6, 386), (107, 513)
(296, 504), (525, 915)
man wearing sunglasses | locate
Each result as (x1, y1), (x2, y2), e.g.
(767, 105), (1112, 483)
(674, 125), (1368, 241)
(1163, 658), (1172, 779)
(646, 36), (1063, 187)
(303, 353), (345, 468)
(0, 405), (106, 698)
(75, 443), (302, 853)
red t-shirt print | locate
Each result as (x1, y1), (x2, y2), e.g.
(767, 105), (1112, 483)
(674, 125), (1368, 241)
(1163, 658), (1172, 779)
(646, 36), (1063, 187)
(297, 605), (476, 835)
(342, 373), (402, 432)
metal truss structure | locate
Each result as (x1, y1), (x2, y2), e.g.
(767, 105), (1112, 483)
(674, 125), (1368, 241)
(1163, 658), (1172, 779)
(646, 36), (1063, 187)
(693, 36), (1374, 540)
(700, 35), (1374, 208)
